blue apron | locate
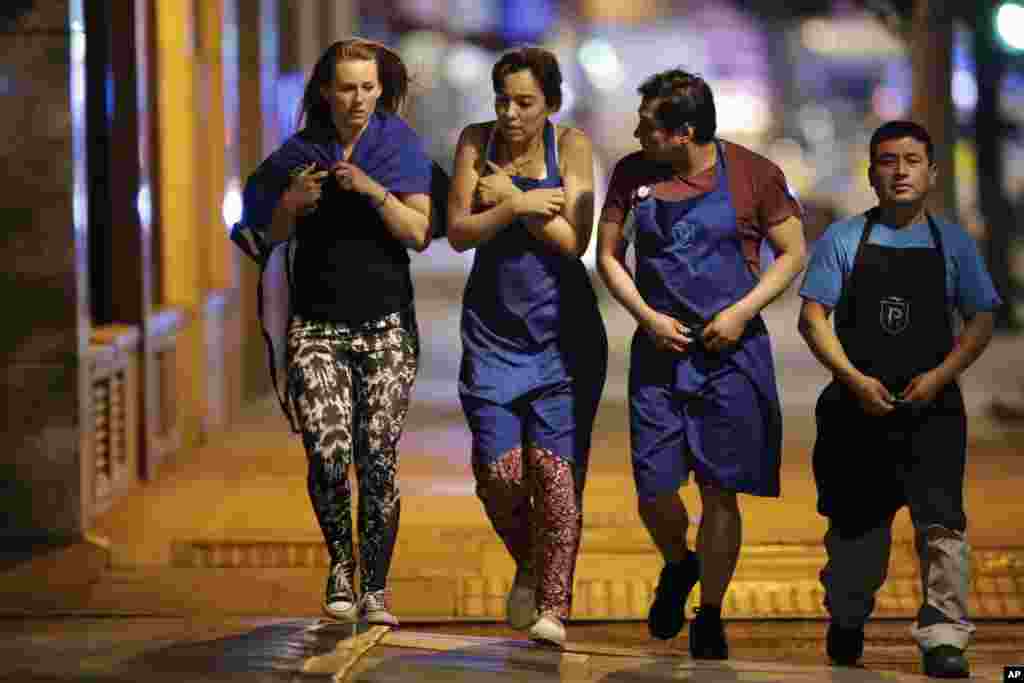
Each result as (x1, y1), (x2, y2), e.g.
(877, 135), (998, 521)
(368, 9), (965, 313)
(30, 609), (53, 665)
(459, 121), (606, 408)
(629, 140), (781, 496)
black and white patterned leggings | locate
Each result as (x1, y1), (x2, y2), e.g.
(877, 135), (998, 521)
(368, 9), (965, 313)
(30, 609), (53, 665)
(287, 310), (418, 594)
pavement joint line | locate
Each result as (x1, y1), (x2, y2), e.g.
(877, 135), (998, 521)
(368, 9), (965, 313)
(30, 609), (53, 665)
(302, 624), (391, 681)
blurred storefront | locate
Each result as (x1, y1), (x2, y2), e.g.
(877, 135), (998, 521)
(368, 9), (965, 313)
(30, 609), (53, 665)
(1, 0), (359, 544)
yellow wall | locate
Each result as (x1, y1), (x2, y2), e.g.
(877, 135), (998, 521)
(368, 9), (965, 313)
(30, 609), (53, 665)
(155, 0), (200, 308)
(154, 0), (204, 447)
(196, 0), (234, 292)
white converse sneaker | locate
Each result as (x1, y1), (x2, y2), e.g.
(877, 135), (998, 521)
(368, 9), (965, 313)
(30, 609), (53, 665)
(322, 564), (358, 622)
(506, 568), (537, 630)
(528, 612), (566, 647)
(361, 589), (399, 626)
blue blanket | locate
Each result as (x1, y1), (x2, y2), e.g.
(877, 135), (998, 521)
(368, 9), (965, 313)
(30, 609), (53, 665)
(230, 111), (435, 263)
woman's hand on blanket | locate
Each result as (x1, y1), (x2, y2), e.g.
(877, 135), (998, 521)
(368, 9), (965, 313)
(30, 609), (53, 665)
(475, 161), (521, 208)
(284, 164), (329, 216)
(331, 161), (378, 197)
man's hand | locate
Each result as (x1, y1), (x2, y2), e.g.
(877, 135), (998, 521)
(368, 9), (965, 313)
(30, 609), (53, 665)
(848, 373), (895, 416)
(702, 304), (753, 352)
(901, 368), (948, 405)
(475, 161), (521, 208)
(642, 310), (697, 354)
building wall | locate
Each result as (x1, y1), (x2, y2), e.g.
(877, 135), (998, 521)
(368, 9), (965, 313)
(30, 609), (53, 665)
(0, 0), (91, 539)
(0, 0), (358, 541)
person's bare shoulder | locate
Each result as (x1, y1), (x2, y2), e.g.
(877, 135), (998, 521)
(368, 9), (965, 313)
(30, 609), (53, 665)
(455, 122), (496, 175)
(556, 126), (592, 170)
(555, 125), (590, 145)
(457, 121), (495, 151)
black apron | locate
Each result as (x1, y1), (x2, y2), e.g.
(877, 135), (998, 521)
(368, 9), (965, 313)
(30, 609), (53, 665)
(813, 209), (967, 537)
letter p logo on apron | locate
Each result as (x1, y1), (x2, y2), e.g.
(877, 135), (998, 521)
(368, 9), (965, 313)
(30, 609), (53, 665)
(880, 296), (910, 335)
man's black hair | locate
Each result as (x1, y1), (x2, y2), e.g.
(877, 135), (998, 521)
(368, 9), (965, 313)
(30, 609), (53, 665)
(637, 69), (716, 143)
(869, 120), (934, 163)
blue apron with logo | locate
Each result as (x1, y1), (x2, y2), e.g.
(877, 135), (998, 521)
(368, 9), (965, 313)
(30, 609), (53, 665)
(629, 140), (781, 496)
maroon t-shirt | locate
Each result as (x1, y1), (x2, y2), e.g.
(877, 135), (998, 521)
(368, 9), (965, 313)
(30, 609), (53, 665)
(601, 140), (801, 274)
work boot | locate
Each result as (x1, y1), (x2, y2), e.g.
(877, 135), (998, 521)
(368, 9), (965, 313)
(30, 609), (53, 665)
(922, 645), (969, 679)
(689, 606), (728, 659)
(647, 551), (700, 640)
(826, 622), (864, 667)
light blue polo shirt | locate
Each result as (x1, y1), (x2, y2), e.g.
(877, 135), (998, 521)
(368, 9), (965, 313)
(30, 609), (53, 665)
(800, 213), (1003, 320)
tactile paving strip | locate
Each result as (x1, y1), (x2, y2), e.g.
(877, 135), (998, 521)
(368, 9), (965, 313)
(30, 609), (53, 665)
(171, 537), (1024, 619)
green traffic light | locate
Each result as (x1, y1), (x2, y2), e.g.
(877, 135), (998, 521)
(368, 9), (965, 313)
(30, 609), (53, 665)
(996, 1), (1024, 52)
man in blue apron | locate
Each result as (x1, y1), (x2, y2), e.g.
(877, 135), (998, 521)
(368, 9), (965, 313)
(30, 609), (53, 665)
(597, 70), (807, 658)
(799, 121), (1001, 678)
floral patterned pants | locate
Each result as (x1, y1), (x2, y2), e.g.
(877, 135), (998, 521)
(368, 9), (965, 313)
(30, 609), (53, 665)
(287, 311), (418, 594)
(474, 445), (585, 620)
(463, 382), (598, 620)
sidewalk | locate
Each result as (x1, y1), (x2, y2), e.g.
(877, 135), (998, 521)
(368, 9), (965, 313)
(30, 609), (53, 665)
(3, 618), (1022, 681)
(7, 277), (1000, 623)
(2, 271), (1022, 680)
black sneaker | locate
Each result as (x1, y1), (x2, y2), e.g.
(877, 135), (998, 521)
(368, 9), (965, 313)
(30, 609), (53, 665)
(647, 552), (700, 640)
(689, 606), (728, 659)
(922, 645), (969, 679)
(826, 622), (864, 667)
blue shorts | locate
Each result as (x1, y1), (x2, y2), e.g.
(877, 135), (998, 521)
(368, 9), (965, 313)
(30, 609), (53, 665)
(630, 366), (780, 501)
(460, 380), (593, 468)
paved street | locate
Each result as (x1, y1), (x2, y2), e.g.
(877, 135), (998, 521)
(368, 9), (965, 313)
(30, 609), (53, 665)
(3, 265), (1022, 680)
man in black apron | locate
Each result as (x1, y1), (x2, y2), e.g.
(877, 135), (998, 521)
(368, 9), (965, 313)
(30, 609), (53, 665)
(798, 121), (1002, 678)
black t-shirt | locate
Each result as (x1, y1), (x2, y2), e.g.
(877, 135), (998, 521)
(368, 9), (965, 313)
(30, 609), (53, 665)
(292, 175), (412, 325)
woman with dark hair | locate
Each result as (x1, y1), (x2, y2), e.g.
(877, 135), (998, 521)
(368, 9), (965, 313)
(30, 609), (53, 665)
(231, 38), (434, 626)
(448, 46), (608, 647)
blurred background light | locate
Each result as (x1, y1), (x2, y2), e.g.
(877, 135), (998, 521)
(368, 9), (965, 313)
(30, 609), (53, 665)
(137, 183), (152, 229)
(398, 30), (448, 89)
(871, 84), (908, 120)
(800, 16), (903, 58)
(996, 1), (1024, 52)
(397, 0), (446, 25)
(797, 104), (836, 145)
(502, 0), (557, 44)
(222, 182), (242, 229)
(448, 0), (499, 35)
(714, 88), (771, 134)
(952, 68), (979, 112)
(577, 38), (625, 92)
(444, 42), (492, 91)
(276, 71), (305, 133)
(767, 137), (815, 197)
(554, 82), (576, 120)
